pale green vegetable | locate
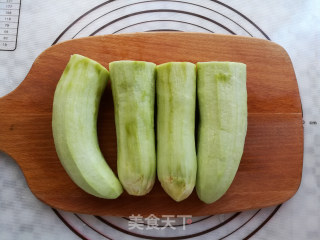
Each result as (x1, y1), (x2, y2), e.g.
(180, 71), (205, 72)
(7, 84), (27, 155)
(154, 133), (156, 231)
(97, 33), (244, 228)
(52, 54), (123, 199)
(196, 62), (247, 204)
(110, 61), (156, 196)
(156, 62), (197, 202)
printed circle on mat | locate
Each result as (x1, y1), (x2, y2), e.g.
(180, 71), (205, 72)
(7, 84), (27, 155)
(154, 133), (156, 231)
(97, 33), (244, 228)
(52, 1), (279, 239)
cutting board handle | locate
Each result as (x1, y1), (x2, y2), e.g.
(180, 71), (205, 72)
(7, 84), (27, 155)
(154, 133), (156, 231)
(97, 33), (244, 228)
(0, 85), (23, 154)
(0, 95), (13, 153)
(0, 49), (56, 155)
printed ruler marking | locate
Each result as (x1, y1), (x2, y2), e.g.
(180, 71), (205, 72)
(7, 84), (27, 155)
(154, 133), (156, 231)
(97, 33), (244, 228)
(0, 0), (21, 51)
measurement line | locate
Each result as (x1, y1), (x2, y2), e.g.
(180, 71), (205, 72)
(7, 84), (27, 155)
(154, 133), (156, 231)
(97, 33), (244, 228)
(0, 0), (19, 51)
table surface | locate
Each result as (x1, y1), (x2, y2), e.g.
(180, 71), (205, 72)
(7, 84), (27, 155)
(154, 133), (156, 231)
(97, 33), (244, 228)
(0, 0), (319, 239)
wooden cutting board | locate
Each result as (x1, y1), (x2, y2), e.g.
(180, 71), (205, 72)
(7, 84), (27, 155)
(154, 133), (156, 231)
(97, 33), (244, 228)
(0, 33), (303, 216)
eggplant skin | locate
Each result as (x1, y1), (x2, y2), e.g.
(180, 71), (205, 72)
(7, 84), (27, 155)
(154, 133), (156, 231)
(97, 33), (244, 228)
(110, 61), (156, 196)
(52, 54), (123, 199)
(196, 62), (247, 204)
(156, 62), (197, 202)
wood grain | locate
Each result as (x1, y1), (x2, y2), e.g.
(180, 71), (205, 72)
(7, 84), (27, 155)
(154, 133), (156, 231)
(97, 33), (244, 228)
(0, 33), (303, 216)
